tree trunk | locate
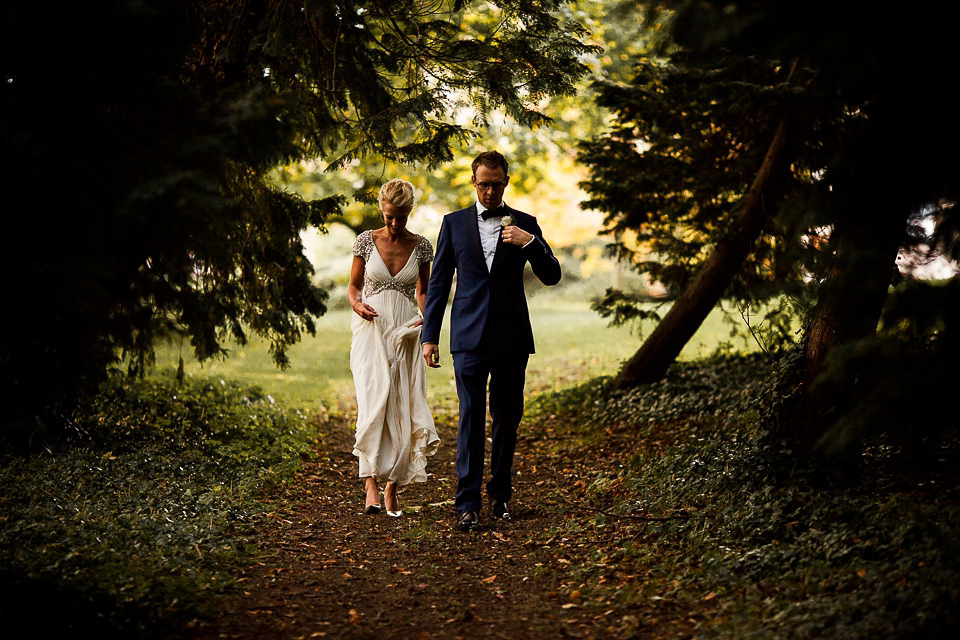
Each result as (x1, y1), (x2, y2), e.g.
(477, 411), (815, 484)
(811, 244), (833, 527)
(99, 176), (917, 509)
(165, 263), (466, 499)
(803, 223), (903, 372)
(786, 194), (908, 448)
(612, 119), (792, 388)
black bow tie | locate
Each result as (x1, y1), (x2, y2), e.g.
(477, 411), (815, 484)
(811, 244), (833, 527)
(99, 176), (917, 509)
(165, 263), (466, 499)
(480, 207), (502, 220)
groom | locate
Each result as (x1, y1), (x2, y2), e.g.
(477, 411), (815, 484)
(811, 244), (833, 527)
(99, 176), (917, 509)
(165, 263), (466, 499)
(422, 150), (562, 531)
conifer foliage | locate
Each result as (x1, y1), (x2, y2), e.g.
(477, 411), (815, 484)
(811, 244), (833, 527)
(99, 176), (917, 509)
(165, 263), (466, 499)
(580, 1), (959, 447)
(0, 0), (593, 441)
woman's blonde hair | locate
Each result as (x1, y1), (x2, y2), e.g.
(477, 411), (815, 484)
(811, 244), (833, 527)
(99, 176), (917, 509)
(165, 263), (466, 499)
(378, 179), (417, 213)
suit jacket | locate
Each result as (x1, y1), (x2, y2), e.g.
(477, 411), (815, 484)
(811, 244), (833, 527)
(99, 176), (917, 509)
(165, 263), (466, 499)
(422, 204), (561, 354)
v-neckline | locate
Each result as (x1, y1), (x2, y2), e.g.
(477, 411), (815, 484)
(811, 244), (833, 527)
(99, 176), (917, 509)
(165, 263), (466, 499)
(373, 234), (417, 278)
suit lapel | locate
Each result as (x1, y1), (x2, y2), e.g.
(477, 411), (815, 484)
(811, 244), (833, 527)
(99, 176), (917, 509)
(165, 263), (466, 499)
(464, 205), (488, 271)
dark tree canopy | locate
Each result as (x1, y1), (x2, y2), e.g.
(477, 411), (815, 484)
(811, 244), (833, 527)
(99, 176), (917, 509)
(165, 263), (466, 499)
(0, 0), (595, 442)
(580, 1), (959, 451)
(581, 50), (809, 312)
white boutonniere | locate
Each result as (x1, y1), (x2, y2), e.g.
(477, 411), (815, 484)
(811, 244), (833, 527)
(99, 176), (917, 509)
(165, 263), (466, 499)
(501, 214), (515, 227)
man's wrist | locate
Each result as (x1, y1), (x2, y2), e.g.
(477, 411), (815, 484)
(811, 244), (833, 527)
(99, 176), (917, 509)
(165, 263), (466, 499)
(521, 236), (542, 250)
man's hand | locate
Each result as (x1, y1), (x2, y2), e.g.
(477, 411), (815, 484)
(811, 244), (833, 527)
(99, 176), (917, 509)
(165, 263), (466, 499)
(423, 342), (441, 368)
(501, 224), (533, 247)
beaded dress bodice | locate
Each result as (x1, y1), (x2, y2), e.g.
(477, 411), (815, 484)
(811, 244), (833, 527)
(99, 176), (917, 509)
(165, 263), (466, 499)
(353, 230), (433, 304)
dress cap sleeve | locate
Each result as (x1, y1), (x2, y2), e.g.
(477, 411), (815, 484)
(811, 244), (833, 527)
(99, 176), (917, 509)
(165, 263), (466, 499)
(352, 230), (374, 261)
(415, 235), (434, 266)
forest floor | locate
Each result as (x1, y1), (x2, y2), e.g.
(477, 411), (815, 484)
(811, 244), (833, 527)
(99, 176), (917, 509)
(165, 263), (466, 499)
(192, 406), (697, 640)
(7, 354), (956, 639)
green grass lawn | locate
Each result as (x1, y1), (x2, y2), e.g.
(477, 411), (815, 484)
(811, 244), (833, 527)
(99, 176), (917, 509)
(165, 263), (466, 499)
(152, 297), (767, 416)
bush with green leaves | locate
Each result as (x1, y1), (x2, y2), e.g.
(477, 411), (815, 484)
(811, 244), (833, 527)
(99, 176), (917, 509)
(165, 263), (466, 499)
(538, 354), (960, 639)
(0, 373), (315, 636)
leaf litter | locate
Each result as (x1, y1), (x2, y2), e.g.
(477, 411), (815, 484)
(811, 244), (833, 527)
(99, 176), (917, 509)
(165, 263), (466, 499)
(190, 392), (699, 640)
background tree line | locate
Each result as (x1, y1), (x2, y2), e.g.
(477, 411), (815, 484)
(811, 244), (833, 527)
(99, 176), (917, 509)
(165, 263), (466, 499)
(3, 0), (957, 461)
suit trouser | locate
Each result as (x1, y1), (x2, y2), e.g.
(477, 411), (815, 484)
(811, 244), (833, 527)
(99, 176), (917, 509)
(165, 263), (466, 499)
(452, 350), (528, 513)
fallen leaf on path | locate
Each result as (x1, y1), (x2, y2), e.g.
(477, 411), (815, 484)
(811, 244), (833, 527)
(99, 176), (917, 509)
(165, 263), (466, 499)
(480, 575), (497, 584)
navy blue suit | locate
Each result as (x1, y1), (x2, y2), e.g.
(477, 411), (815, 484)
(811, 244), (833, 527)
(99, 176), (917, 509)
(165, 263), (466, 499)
(422, 204), (561, 513)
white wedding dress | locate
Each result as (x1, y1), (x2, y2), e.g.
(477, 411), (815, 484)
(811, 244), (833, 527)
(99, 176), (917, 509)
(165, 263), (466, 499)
(350, 230), (440, 485)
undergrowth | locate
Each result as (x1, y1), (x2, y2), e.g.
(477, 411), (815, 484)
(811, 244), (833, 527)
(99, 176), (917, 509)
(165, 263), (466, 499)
(530, 353), (960, 638)
(4, 354), (958, 639)
(0, 373), (316, 638)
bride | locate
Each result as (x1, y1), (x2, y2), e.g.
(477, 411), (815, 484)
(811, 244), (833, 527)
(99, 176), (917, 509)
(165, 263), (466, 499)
(347, 179), (440, 516)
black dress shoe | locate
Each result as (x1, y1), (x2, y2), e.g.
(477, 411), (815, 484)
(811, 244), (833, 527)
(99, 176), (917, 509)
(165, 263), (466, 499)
(458, 510), (479, 531)
(489, 499), (512, 521)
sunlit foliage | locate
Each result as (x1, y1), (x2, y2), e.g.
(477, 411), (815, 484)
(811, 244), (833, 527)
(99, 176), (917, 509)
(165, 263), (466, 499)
(0, 0), (595, 441)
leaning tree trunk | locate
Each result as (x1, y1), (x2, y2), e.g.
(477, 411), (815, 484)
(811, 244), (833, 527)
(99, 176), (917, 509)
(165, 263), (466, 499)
(612, 119), (792, 389)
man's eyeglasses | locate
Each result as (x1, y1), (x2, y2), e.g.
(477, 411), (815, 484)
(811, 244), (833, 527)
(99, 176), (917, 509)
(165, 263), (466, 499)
(475, 181), (507, 191)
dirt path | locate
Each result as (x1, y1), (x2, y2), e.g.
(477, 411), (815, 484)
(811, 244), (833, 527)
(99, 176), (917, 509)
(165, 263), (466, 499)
(195, 411), (690, 640)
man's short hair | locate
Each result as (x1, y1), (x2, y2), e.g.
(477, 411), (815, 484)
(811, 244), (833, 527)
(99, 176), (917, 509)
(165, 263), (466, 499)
(472, 150), (509, 176)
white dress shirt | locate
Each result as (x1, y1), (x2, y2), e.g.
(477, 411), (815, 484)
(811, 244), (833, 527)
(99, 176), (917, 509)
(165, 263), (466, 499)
(476, 200), (504, 271)
(476, 200), (537, 271)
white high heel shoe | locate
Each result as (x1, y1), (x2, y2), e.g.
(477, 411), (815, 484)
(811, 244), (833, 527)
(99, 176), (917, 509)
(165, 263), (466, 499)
(385, 484), (402, 517)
